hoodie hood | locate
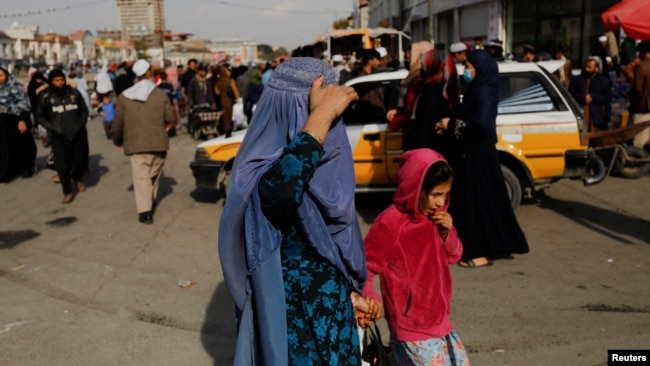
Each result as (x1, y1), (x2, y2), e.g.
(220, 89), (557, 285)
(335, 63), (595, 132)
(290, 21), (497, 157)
(393, 148), (450, 218)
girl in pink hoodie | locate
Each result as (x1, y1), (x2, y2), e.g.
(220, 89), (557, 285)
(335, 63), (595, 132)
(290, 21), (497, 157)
(363, 148), (469, 365)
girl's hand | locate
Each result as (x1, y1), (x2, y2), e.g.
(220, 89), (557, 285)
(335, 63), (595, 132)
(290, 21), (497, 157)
(430, 211), (453, 239)
(351, 292), (383, 326)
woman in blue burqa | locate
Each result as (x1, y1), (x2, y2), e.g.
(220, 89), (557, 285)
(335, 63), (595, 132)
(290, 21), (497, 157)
(218, 57), (381, 365)
(436, 50), (529, 268)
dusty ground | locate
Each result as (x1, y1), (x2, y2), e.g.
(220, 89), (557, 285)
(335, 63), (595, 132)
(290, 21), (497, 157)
(1, 116), (648, 365)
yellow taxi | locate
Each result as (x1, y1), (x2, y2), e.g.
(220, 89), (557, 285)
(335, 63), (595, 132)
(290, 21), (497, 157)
(190, 61), (605, 208)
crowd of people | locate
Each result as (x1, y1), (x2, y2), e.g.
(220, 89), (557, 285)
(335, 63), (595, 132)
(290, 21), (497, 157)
(217, 48), (530, 364)
(0, 57), (281, 211)
(3, 31), (650, 364)
(215, 33), (650, 365)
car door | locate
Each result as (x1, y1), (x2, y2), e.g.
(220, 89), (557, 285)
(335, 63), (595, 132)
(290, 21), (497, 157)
(496, 70), (582, 180)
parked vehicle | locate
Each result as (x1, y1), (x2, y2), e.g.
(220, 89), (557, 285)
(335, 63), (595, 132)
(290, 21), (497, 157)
(190, 60), (606, 209)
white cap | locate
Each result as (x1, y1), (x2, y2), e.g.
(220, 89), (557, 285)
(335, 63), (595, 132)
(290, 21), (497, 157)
(376, 47), (388, 58)
(450, 42), (467, 53)
(132, 59), (150, 77)
(598, 35), (607, 42)
(332, 54), (344, 62)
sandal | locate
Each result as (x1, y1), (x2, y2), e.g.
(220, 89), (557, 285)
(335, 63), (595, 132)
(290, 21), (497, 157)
(458, 258), (493, 268)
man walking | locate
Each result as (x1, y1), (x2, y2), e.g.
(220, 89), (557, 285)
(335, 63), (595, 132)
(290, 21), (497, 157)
(36, 69), (89, 204)
(113, 60), (175, 224)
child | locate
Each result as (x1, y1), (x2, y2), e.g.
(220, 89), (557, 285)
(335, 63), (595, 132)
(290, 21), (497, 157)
(98, 93), (115, 139)
(363, 148), (469, 365)
(156, 71), (178, 136)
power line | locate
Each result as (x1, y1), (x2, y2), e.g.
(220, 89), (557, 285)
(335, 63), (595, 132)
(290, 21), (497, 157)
(0, 0), (112, 19)
(199, 0), (349, 16)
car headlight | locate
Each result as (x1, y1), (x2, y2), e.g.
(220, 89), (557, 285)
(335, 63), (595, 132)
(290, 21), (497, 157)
(194, 147), (210, 160)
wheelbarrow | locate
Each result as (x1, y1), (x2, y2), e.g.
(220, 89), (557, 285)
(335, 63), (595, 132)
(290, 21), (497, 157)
(189, 106), (223, 141)
(589, 120), (650, 178)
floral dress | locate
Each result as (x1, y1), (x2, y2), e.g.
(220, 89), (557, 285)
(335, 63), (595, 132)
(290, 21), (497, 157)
(259, 132), (361, 366)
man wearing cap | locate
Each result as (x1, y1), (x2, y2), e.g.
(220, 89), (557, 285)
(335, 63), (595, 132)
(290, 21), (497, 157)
(36, 69), (89, 204)
(569, 57), (611, 132)
(113, 59), (175, 224)
(449, 42), (468, 63)
(486, 40), (505, 61)
(376, 47), (390, 70)
(332, 54), (345, 84)
(592, 36), (611, 78)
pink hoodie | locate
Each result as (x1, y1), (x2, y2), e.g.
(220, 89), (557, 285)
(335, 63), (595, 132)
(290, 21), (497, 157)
(363, 148), (463, 341)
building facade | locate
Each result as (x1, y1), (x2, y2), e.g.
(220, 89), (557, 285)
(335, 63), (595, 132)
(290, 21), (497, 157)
(0, 32), (15, 61)
(361, 0), (619, 67)
(69, 30), (97, 64)
(116, 0), (166, 48)
(211, 38), (259, 65)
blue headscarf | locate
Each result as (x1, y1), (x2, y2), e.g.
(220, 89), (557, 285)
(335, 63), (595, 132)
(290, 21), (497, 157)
(218, 57), (365, 365)
(457, 50), (500, 139)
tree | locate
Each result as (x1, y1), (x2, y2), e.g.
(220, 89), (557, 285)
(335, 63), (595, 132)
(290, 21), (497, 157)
(134, 40), (149, 60)
(257, 44), (288, 61)
(257, 44), (273, 57)
(332, 18), (351, 30)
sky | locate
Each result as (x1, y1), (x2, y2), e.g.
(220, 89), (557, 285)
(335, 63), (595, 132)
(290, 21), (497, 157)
(0, 0), (355, 50)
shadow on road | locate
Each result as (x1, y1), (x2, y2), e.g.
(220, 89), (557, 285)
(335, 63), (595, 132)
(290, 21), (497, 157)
(536, 190), (650, 245)
(201, 281), (236, 365)
(86, 154), (109, 188)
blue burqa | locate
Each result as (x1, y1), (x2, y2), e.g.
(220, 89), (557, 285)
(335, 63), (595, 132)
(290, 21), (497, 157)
(218, 57), (366, 365)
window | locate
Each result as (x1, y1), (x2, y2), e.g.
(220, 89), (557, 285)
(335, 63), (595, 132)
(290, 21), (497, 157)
(498, 73), (556, 114)
(344, 79), (401, 125)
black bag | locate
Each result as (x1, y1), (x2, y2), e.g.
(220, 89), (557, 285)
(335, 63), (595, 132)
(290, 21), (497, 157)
(362, 324), (396, 366)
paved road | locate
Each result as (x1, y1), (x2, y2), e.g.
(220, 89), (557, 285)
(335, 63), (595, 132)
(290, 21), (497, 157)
(1, 116), (648, 365)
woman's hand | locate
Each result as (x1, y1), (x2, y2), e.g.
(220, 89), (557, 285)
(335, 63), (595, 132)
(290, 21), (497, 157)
(435, 117), (450, 135)
(17, 120), (28, 134)
(351, 292), (383, 326)
(308, 75), (358, 123)
(386, 108), (397, 122)
(303, 75), (358, 144)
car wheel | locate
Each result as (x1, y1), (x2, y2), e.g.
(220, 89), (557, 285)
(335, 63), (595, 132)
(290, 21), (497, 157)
(218, 162), (233, 197)
(614, 146), (650, 179)
(501, 165), (522, 210)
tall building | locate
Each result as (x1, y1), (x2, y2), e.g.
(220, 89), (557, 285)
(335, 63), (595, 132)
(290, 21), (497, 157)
(116, 0), (165, 48)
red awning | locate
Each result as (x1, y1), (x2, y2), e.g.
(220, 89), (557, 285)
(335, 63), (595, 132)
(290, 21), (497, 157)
(601, 0), (650, 40)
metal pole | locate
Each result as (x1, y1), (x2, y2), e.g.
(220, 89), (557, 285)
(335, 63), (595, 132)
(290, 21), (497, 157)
(427, 0), (433, 43)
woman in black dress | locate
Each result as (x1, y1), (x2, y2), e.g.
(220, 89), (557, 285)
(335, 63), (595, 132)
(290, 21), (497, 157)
(436, 50), (529, 267)
(0, 66), (37, 182)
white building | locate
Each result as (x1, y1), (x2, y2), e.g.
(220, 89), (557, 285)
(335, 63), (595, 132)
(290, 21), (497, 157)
(0, 32), (15, 61)
(5, 22), (38, 41)
(69, 30), (97, 64)
(211, 38), (258, 65)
